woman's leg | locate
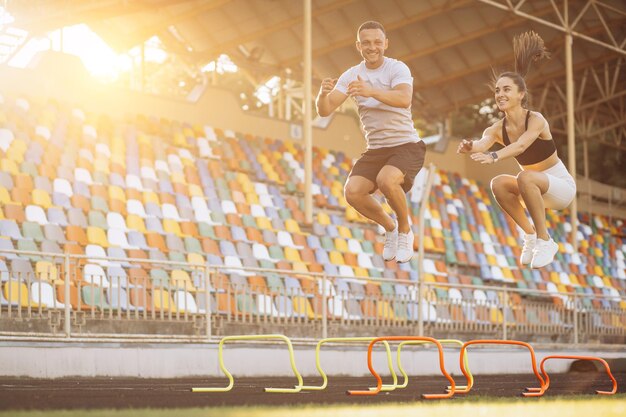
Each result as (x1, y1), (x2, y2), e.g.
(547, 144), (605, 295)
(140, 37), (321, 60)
(516, 171), (550, 240)
(490, 174), (535, 234)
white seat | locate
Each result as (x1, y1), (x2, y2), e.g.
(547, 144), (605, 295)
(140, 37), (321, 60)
(85, 244), (118, 266)
(31, 281), (64, 308)
(191, 196), (209, 213)
(224, 255), (253, 276)
(328, 297), (348, 318)
(162, 203), (182, 221)
(194, 208), (220, 225)
(25, 205), (48, 225)
(127, 199), (147, 218)
(0, 128), (14, 152)
(198, 138), (217, 158)
(252, 243), (272, 261)
(257, 294), (279, 316)
(423, 259), (439, 274)
(107, 212), (128, 231)
(83, 124), (97, 138)
(250, 204), (266, 218)
(174, 290), (199, 313)
(277, 231), (302, 249)
(221, 200), (237, 214)
(74, 168), (93, 185)
(125, 174), (144, 191)
(449, 288), (463, 302)
(167, 154), (183, 171)
(95, 142), (110, 157)
(490, 266), (504, 281)
(16, 97), (30, 111)
(141, 166), (158, 182)
(348, 239), (364, 254)
(53, 178), (73, 197)
(593, 275), (604, 288)
(107, 229), (135, 249)
(259, 194), (274, 207)
(83, 263), (110, 287)
(203, 126), (217, 141)
(254, 182), (269, 195)
(154, 160), (170, 174)
(357, 253), (374, 269)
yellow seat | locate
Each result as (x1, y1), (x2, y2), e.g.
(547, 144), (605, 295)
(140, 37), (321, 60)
(316, 212), (331, 225)
(187, 253), (205, 265)
(94, 158), (110, 173)
(87, 226), (109, 247)
(142, 191), (159, 204)
(284, 219), (301, 234)
(1, 158), (19, 175)
(329, 251), (345, 265)
(108, 186), (126, 203)
(377, 300), (395, 320)
(36, 261), (59, 284)
(353, 267), (369, 278)
(0, 187), (11, 205)
(245, 192), (259, 205)
(188, 184), (203, 197)
(126, 214), (146, 232)
(337, 226), (352, 239)
(171, 269), (196, 291)
(293, 296), (316, 319)
(284, 247), (302, 263)
(163, 219), (184, 237)
(334, 238), (349, 253)
(3, 281), (40, 308)
(292, 262), (308, 273)
(256, 217), (273, 230)
(152, 288), (176, 312)
(32, 189), (53, 209)
(171, 171), (185, 184)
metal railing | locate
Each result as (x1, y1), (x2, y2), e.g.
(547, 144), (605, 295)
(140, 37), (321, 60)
(1, 249), (625, 344)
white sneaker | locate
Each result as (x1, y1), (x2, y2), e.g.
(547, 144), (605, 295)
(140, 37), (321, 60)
(530, 238), (558, 269)
(383, 227), (398, 261)
(396, 230), (414, 263)
(520, 233), (537, 265)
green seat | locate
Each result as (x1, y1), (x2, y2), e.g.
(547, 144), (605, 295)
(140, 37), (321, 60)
(268, 245), (285, 260)
(236, 293), (258, 314)
(197, 222), (216, 239)
(22, 221), (44, 241)
(184, 237), (202, 253)
(265, 273), (284, 292)
(91, 196), (109, 212)
(380, 282), (395, 297)
(88, 210), (107, 229)
(150, 269), (170, 288)
(168, 251), (186, 263)
(81, 286), (111, 310)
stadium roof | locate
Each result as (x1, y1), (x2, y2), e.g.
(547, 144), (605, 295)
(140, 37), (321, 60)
(5, 0), (626, 150)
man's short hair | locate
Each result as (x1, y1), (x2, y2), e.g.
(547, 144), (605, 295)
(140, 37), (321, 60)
(357, 21), (386, 37)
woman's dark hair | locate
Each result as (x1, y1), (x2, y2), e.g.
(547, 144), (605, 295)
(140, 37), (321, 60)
(357, 21), (386, 37)
(495, 31), (550, 107)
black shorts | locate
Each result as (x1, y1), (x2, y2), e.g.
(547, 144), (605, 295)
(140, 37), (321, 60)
(348, 141), (426, 193)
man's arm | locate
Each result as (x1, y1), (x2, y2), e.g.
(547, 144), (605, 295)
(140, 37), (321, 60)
(347, 76), (412, 108)
(316, 78), (348, 117)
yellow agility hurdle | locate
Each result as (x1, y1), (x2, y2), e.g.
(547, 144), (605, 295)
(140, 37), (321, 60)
(300, 337), (398, 392)
(192, 334), (303, 393)
(395, 339), (473, 393)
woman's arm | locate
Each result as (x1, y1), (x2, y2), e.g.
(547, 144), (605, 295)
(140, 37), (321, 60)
(471, 113), (548, 164)
(457, 124), (500, 154)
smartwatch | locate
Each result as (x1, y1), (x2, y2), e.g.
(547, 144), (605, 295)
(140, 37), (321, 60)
(490, 151), (499, 162)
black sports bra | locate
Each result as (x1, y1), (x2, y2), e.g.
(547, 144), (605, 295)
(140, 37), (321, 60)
(502, 110), (556, 165)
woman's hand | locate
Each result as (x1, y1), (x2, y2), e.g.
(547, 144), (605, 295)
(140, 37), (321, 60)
(470, 152), (496, 164)
(457, 139), (474, 154)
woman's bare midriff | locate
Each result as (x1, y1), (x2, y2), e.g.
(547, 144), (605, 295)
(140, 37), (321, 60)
(519, 150), (559, 172)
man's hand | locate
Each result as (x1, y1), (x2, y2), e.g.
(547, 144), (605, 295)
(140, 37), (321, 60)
(457, 139), (474, 154)
(347, 75), (372, 98)
(319, 78), (338, 97)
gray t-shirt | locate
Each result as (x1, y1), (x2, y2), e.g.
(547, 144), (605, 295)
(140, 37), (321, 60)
(335, 57), (420, 149)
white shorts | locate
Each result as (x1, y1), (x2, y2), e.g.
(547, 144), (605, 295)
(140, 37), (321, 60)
(541, 160), (576, 210)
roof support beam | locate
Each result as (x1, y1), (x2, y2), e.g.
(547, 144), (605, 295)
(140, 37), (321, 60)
(475, 0), (626, 56)
(280, 0), (474, 68)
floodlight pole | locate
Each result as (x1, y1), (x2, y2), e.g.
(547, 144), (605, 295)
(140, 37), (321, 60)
(565, 2), (578, 251)
(303, 0), (313, 224)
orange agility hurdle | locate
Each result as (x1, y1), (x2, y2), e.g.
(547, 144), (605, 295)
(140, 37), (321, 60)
(524, 355), (618, 396)
(346, 336), (456, 399)
(458, 339), (545, 397)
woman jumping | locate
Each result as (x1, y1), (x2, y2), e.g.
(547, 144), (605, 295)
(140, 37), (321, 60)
(458, 31), (576, 269)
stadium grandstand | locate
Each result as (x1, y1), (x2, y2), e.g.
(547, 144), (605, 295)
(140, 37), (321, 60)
(0, 0), (625, 405)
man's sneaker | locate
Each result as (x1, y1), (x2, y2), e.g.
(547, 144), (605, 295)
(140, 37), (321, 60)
(530, 238), (559, 269)
(396, 230), (414, 263)
(520, 233), (537, 265)
(382, 227), (398, 261)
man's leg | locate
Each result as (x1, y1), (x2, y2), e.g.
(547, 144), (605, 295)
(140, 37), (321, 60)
(375, 165), (409, 233)
(344, 175), (395, 232)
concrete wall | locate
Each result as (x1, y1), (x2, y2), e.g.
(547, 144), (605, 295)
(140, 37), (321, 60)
(1, 341), (624, 379)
